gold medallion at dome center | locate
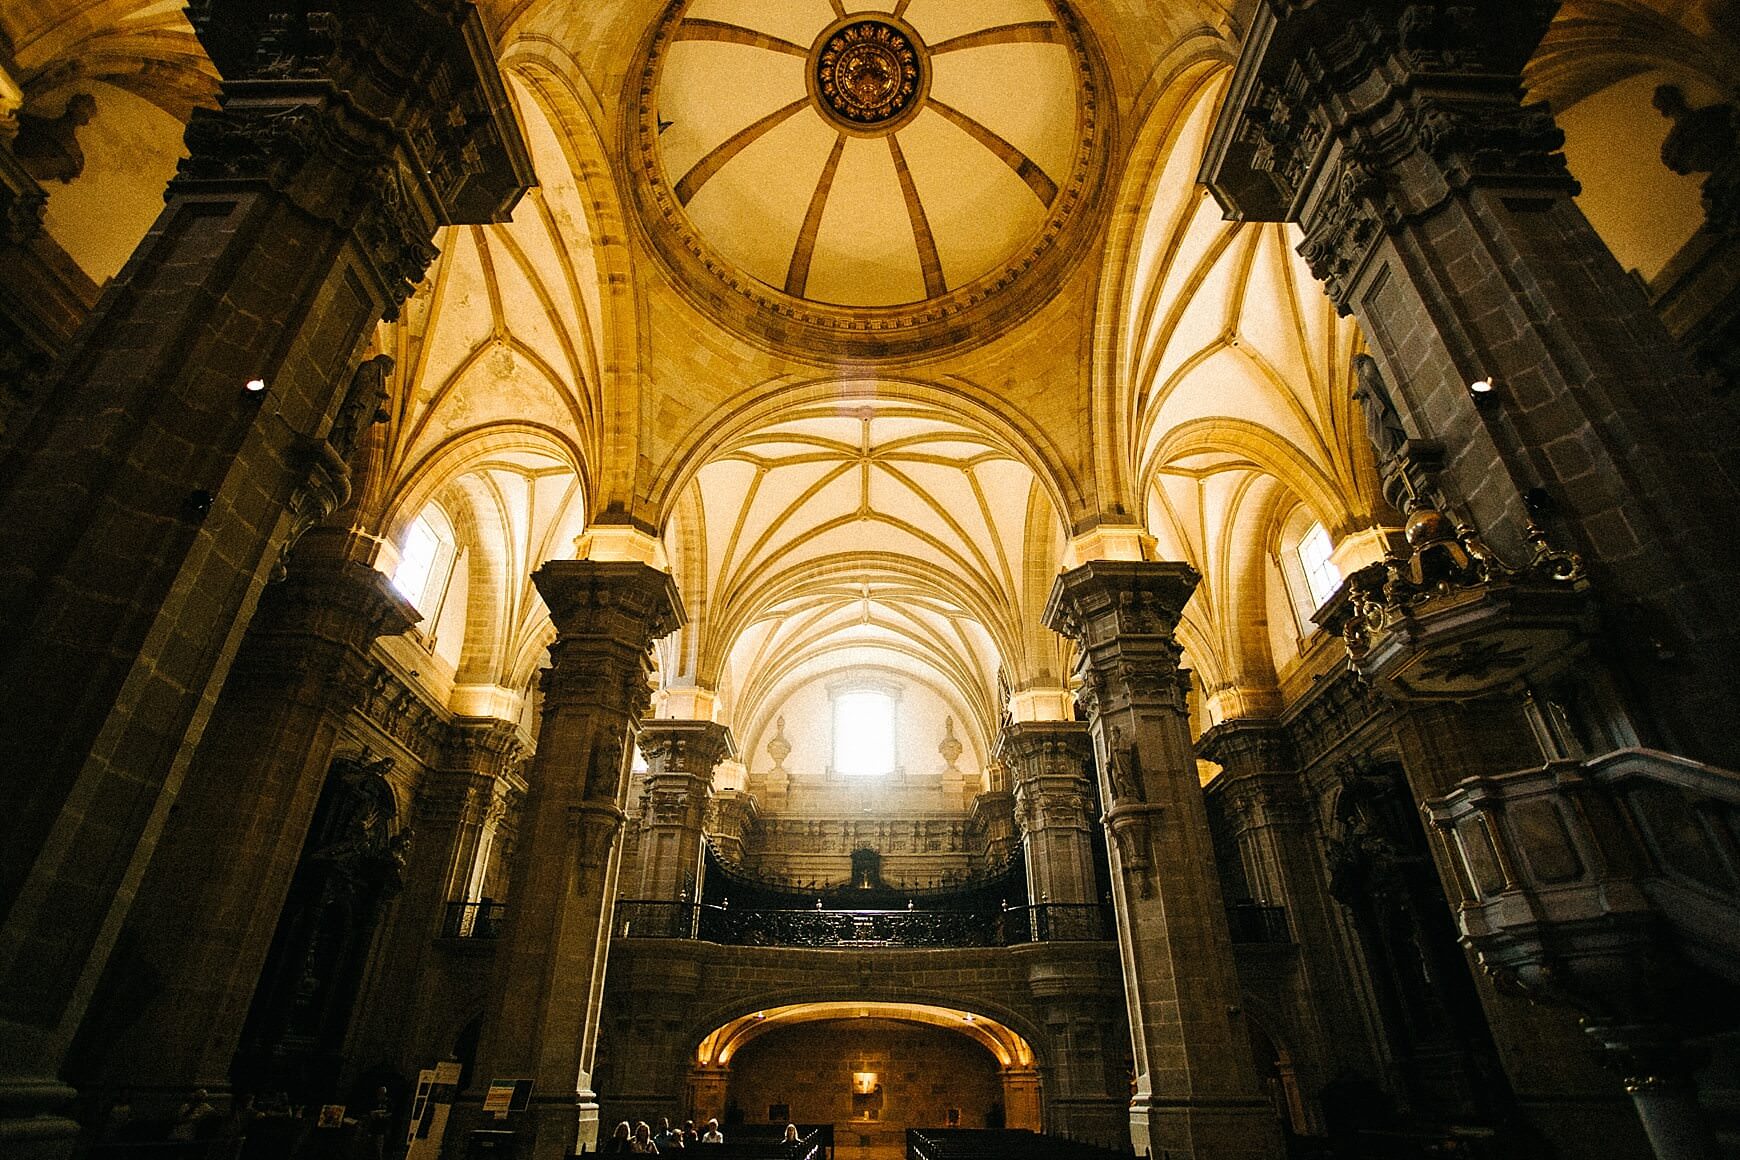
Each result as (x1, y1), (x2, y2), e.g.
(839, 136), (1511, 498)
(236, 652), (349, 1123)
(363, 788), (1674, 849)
(817, 21), (920, 127)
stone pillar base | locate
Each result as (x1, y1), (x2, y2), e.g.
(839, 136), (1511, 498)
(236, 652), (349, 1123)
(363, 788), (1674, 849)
(1046, 1096), (1129, 1151)
(1132, 1098), (1283, 1160)
(0, 1075), (78, 1160)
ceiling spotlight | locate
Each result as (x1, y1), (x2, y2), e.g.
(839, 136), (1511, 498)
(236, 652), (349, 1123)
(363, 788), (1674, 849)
(1468, 376), (1498, 407)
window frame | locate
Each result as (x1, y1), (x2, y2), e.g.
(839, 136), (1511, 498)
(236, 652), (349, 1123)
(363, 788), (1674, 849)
(827, 679), (903, 779)
(391, 506), (459, 638)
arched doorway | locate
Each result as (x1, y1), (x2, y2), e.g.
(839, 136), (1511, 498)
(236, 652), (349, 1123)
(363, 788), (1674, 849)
(689, 1002), (1040, 1160)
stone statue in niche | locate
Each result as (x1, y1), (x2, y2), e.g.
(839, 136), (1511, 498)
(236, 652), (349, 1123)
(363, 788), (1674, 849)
(13, 92), (95, 184)
(328, 353), (393, 462)
(585, 723), (627, 799)
(1104, 726), (1143, 803)
(1351, 353), (1410, 469)
(1653, 83), (1738, 232)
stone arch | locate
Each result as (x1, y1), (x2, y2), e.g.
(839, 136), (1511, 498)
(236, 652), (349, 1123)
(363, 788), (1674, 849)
(645, 374), (1083, 534)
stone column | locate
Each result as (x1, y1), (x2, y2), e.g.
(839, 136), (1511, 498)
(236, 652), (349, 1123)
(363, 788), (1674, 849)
(707, 789), (758, 866)
(999, 722), (1098, 910)
(1002, 1068), (1042, 1131)
(1044, 561), (1282, 1160)
(633, 720), (735, 903)
(73, 539), (416, 1104)
(1202, 1), (1740, 769)
(0, 5), (530, 1151)
(349, 719), (527, 1080)
(463, 561), (683, 1159)
(1019, 945), (1130, 1150)
(1198, 719), (1377, 1131)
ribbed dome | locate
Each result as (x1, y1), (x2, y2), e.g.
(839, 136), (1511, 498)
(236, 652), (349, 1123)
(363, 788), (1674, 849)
(638, 0), (1099, 329)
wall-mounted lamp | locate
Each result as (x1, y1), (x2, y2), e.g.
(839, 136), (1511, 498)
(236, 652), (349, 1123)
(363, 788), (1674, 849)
(243, 377), (268, 401)
(1468, 376), (1499, 408)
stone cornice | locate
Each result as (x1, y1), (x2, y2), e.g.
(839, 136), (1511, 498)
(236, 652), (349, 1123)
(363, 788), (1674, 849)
(178, 1), (533, 313)
(1197, 718), (1295, 776)
(1202, 0), (1572, 310)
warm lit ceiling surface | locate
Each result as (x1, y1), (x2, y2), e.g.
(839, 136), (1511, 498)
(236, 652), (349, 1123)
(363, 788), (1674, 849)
(642, 0), (1095, 320)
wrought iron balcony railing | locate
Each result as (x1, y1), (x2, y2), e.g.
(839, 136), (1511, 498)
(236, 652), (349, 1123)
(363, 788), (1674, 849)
(614, 900), (1113, 948)
(440, 899), (507, 939)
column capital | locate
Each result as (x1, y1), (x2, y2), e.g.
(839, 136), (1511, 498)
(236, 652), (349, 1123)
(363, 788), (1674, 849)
(638, 720), (735, 834)
(1196, 718), (1295, 778)
(1043, 561), (1199, 720)
(1203, 0), (1571, 310)
(533, 561), (684, 720)
(639, 719), (737, 777)
(1043, 560), (1199, 643)
(998, 723), (1093, 827)
(995, 719), (1092, 774)
(180, 0), (533, 310)
(228, 556), (417, 683)
(534, 560), (684, 643)
(444, 716), (532, 779)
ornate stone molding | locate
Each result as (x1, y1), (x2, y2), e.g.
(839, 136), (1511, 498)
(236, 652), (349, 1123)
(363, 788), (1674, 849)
(1043, 561), (1198, 723)
(998, 721), (1095, 834)
(1202, 0), (1573, 312)
(626, 0), (1112, 360)
(533, 561), (685, 723)
(178, 1), (533, 314)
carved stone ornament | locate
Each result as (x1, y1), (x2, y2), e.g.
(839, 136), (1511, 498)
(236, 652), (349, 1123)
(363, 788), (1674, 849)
(568, 802), (625, 885)
(1654, 83), (1739, 234)
(815, 19), (922, 130)
(766, 716), (792, 772)
(938, 716), (963, 771)
(1314, 446), (1592, 699)
(1201, 1), (1572, 313)
(176, 1), (533, 314)
(1105, 804), (1162, 899)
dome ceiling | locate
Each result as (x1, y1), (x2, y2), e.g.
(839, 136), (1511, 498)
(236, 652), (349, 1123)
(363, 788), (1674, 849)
(634, 0), (1104, 356)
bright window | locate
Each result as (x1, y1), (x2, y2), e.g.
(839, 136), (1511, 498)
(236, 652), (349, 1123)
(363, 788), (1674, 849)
(1296, 521), (1342, 609)
(833, 690), (896, 776)
(392, 514), (445, 613)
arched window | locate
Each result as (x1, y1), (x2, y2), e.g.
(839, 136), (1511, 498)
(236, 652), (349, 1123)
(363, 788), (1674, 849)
(832, 687), (898, 777)
(1277, 514), (1341, 636)
(391, 506), (458, 623)
(1296, 521), (1341, 608)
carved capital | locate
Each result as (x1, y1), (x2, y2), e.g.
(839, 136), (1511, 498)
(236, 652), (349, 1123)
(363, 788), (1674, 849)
(1197, 718), (1294, 777)
(1203, 1), (1572, 312)
(414, 769), (495, 825)
(999, 722), (1095, 833)
(534, 561), (684, 722)
(639, 720), (737, 779)
(177, 1), (532, 313)
(1044, 561), (1198, 723)
(444, 716), (529, 778)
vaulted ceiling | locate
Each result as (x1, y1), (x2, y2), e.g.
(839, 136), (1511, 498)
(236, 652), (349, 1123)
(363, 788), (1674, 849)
(3, 0), (1715, 785)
